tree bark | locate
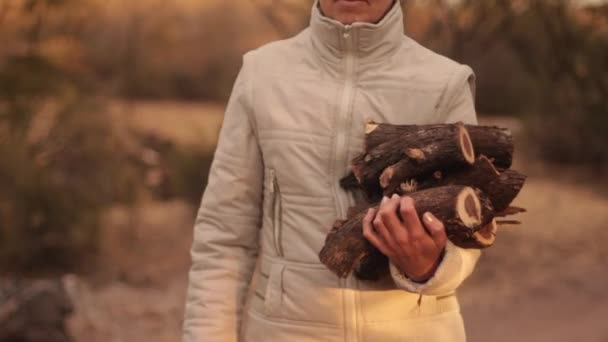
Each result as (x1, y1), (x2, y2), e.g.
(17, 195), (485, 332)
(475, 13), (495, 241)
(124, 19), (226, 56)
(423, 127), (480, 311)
(328, 123), (526, 280)
(353, 246), (389, 281)
(466, 125), (514, 169)
(350, 123), (475, 199)
(319, 185), (495, 279)
(450, 218), (498, 249)
(365, 122), (514, 168)
(386, 155), (526, 211)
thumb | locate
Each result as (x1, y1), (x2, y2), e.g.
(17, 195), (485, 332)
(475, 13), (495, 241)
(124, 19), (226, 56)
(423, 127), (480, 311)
(422, 212), (447, 249)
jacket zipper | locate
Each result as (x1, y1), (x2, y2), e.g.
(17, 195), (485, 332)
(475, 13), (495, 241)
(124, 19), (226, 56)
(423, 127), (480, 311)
(334, 28), (354, 220)
(336, 24), (359, 342)
(269, 168), (284, 257)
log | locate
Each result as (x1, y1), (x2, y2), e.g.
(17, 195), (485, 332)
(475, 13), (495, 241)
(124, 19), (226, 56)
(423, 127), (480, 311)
(355, 214), (516, 279)
(466, 125), (514, 169)
(339, 172), (360, 191)
(386, 155), (527, 211)
(364, 121), (514, 169)
(355, 208), (525, 276)
(450, 218), (498, 249)
(319, 185), (495, 279)
(350, 123), (475, 199)
(353, 247), (389, 281)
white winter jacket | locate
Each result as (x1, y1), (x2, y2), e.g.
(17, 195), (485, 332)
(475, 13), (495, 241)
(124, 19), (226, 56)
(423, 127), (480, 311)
(182, 1), (481, 341)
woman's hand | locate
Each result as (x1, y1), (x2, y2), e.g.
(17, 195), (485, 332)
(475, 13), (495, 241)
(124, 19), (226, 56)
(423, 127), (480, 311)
(362, 194), (447, 283)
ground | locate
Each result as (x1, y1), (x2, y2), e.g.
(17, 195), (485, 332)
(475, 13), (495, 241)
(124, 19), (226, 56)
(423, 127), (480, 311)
(65, 102), (608, 341)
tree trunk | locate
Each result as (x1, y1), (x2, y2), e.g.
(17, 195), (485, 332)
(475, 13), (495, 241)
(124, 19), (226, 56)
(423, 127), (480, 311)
(319, 185), (495, 279)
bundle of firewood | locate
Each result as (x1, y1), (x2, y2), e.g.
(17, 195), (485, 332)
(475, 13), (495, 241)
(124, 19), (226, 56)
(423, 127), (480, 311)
(319, 121), (527, 281)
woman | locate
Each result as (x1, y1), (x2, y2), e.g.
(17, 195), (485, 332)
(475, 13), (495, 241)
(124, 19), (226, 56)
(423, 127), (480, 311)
(182, 0), (480, 341)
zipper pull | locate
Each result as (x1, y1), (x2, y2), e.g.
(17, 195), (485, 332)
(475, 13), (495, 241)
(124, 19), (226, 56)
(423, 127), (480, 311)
(343, 25), (351, 39)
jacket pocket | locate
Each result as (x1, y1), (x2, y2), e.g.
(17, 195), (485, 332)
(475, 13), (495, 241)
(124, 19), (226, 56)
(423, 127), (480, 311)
(268, 168), (284, 257)
(256, 258), (343, 326)
(263, 263), (285, 317)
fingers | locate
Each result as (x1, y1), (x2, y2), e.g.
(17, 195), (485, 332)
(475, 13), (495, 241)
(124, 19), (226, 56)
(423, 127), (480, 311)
(382, 194), (412, 246)
(374, 195), (404, 251)
(362, 208), (392, 256)
(366, 195), (447, 267)
(422, 212), (447, 249)
(378, 194), (403, 235)
(399, 196), (425, 241)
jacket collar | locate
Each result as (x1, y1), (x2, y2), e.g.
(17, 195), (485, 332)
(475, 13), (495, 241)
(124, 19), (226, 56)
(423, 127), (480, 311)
(309, 0), (404, 65)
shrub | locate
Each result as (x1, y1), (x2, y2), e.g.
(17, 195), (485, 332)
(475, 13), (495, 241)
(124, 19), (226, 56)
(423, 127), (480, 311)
(513, 2), (608, 168)
(131, 133), (214, 206)
(0, 51), (139, 274)
(414, 0), (608, 168)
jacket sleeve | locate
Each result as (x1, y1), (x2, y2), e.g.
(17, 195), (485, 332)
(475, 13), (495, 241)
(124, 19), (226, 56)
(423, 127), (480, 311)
(389, 64), (482, 296)
(182, 53), (263, 341)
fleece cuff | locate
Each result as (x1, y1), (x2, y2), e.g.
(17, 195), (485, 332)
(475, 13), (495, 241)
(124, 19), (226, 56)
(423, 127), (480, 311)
(390, 240), (462, 294)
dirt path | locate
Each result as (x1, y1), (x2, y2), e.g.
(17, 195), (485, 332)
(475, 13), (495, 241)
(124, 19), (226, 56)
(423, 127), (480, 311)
(459, 178), (608, 342)
(457, 117), (608, 342)
(66, 200), (193, 342)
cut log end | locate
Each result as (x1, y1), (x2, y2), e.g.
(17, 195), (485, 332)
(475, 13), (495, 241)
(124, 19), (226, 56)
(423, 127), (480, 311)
(405, 148), (425, 160)
(473, 218), (498, 248)
(458, 124), (476, 164)
(351, 164), (365, 184)
(456, 187), (482, 227)
(365, 122), (379, 134)
(379, 165), (396, 188)
(399, 179), (418, 193)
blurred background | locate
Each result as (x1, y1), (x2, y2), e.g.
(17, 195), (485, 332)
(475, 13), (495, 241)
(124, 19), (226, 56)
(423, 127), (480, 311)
(0, 0), (606, 341)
